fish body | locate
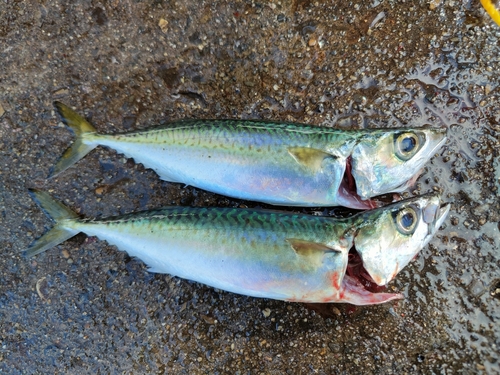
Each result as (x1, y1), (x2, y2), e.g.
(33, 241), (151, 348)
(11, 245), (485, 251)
(25, 190), (449, 305)
(87, 120), (359, 207)
(52, 103), (447, 209)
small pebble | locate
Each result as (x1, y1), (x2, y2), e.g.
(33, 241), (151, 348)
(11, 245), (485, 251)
(36, 277), (49, 300)
(158, 18), (168, 33)
(200, 314), (216, 324)
(308, 38), (317, 47)
(53, 88), (69, 96)
(262, 308), (271, 318)
(429, 0), (442, 10)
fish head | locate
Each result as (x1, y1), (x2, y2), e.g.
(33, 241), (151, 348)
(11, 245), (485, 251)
(350, 127), (447, 199)
(352, 192), (450, 286)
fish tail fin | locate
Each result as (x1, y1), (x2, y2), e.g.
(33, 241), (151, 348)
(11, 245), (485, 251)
(49, 102), (98, 178)
(24, 189), (80, 257)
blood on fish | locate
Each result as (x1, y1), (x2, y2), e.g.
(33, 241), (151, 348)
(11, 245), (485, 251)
(329, 270), (341, 290)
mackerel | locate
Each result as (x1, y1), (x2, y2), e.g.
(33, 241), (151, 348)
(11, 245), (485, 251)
(51, 102), (447, 209)
(24, 191), (449, 305)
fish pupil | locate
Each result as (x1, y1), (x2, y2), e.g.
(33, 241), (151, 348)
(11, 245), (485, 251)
(401, 136), (416, 153)
(401, 212), (414, 228)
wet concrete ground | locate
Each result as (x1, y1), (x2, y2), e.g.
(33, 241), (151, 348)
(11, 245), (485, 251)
(1, 0), (499, 373)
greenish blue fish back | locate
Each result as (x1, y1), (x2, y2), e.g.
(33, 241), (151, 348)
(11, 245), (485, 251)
(24, 189), (80, 257)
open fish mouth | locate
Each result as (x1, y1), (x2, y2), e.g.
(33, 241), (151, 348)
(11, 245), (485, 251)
(427, 202), (450, 230)
(344, 200), (452, 290)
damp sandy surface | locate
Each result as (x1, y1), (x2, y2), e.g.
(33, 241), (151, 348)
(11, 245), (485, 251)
(0, 1), (498, 373)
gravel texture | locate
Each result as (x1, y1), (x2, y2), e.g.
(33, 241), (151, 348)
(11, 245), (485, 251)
(0, 1), (499, 374)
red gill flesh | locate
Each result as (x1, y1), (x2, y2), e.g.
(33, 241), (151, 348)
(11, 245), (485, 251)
(338, 156), (379, 210)
(346, 248), (388, 294)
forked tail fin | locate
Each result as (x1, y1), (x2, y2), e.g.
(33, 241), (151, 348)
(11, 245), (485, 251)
(49, 102), (98, 178)
(24, 189), (80, 257)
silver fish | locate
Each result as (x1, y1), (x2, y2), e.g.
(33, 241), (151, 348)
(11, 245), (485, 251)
(25, 191), (449, 305)
(51, 102), (447, 209)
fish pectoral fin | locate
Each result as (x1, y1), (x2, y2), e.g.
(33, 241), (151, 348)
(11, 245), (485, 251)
(286, 238), (340, 257)
(287, 147), (335, 172)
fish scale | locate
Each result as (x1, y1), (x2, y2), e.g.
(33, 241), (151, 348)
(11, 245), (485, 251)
(93, 120), (351, 205)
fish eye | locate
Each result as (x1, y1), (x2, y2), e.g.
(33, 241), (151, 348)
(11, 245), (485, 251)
(396, 207), (418, 235)
(395, 132), (422, 161)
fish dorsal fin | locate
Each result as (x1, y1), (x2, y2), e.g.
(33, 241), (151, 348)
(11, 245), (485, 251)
(286, 238), (340, 257)
(287, 147), (334, 172)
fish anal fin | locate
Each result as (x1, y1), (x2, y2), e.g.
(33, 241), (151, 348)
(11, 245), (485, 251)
(287, 147), (334, 172)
